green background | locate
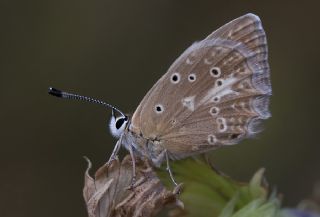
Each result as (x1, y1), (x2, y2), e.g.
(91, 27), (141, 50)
(1, 1), (319, 217)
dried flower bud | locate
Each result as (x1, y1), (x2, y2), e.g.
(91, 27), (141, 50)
(83, 155), (183, 217)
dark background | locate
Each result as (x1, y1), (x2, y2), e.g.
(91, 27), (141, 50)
(1, 1), (319, 217)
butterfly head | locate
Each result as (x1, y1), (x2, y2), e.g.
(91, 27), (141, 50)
(109, 109), (129, 138)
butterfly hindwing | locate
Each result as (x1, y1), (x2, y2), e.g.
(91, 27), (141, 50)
(130, 13), (271, 160)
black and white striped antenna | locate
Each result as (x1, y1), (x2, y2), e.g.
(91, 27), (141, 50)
(48, 87), (125, 117)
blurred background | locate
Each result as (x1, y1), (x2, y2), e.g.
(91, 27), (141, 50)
(1, 1), (319, 217)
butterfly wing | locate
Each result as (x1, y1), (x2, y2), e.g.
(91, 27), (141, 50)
(130, 13), (271, 161)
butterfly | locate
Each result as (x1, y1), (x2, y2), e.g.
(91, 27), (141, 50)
(49, 13), (271, 186)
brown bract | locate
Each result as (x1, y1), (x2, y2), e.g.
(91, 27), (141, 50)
(83, 155), (183, 217)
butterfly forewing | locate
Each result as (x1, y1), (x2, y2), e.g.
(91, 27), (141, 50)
(130, 13), (271, 161)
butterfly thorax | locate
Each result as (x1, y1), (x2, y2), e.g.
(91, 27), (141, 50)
(121, 122), (166, 167)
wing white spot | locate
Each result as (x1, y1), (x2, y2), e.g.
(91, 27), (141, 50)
(192, 145), (199, 151)
(238, 117), (243, 124)
(186, 58), (193, 65)
(230, 118), (236, 130)
(154, 104), (164, 114)
(208, 134), (217, 144)
(231, 103), (237, 110)
(188, 73), (196, 82)
(170, 72), (181, 84)
(182, 96), (195, 111)
(228, 56), (234, 62)
(200, 76), (238, 105)
(204, 58), (213, 64)
(240, 102), (249, 111)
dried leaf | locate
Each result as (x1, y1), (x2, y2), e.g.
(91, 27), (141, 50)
(83, 155), (182, 217)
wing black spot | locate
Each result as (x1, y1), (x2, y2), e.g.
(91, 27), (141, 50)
(170, 73), (181, 84)
(230, 134), (240, 139)
(188, 74), (196, 82)
(213, 97), (220, 102)
(172, 75), (178, 81)
(210, 67), (221, 77)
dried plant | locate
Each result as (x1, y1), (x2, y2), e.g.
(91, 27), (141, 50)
(83, 155), (183, 217)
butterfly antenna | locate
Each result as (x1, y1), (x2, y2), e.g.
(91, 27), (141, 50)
(48, 87), (126, 117)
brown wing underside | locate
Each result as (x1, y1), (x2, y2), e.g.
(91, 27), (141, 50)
(130, 13), (271, 160)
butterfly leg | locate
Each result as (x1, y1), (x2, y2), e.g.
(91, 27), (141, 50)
(165, 150), (178, 186)
(128, 143), (137, 188)
(107, 138), (121, 164)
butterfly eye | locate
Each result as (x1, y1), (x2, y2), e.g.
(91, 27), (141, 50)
(109, 116), (128, 138)
(115, 118), (125, 129)
(154, 104), (164, 114)
(210, 67), (221, 77)
(170, 73), (181, 84)
(188, 74), (196, 82)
